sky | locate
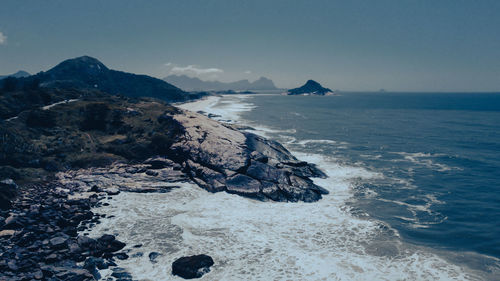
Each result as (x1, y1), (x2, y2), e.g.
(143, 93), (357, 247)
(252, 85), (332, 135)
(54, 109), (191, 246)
(0, 0), (499, 91)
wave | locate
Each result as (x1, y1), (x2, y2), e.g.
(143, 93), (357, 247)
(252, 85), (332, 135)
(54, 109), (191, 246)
(84, 154), (479, 280)
(83, 94), (490, 280)
(391, 152), (461, 172)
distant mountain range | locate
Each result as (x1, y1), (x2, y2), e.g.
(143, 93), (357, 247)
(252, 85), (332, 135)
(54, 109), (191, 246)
(164, 74), (278, 91)
(0, 70), (30, 80)
(0, 56), (203, 102)
(287, 80), (334, 96)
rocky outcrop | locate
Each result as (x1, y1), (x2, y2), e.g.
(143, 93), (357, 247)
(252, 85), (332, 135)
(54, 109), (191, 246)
(52, 109), (329, 203)
(169, 110), (329, 202)
(287, 80), (334, 96)
(172, 254), (214, 279)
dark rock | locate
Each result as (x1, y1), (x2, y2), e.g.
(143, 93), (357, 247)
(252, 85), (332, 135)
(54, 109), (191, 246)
(49, 236), (68, 249)
(148, 251), (161, 263)
(54, 268), (94, 281)
(114, 252), (129, 260)
(131, 252), (143, 258)
(97, 234), (125, 252)
(33, 269), (43, 279)
(3, 214), (24, 229)
(172, 254), (214, 279)
(0, 179), (18, 210)
(145, 157), (175, 169)
(90, 185), (101, 192)
(84, 257), (107, 279)
(111, 267), (133, 280)
(287, 80), (333, 96)
(246, 161), (282, 182)
(145, 170), (158, 176)
(225, 174), (261, 197)
(77, 236), (96, 248)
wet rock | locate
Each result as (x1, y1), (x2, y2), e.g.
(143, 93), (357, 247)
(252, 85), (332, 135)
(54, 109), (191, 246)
(111, 267), (133, 280)
(97, 234), (126, 252)
(83, 257), (107, 279)
(149, 251), (161, 263)
(226, 174), (261, 197)
(114, 252), (129, 260)
(172, 254), (214, 279)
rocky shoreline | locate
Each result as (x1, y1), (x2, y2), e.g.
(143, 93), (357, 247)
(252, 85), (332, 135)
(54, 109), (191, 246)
(0, 180), (128, 280)
(1, 89), (331, 280)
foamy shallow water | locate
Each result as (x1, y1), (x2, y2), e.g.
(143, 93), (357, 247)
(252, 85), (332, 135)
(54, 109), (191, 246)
(83, 95), (483, 280)
(85, 160), (476, 280)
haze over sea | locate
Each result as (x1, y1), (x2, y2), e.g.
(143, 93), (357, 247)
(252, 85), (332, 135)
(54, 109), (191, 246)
(87, 91), (500, 280)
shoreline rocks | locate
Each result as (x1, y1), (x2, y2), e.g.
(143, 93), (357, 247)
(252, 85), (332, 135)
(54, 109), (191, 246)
(172, 254), (214, 279)
(0, 182), (129, 280)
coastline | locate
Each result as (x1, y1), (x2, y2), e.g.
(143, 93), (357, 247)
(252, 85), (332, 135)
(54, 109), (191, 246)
(82, 94), (487, 280)
(2, 92), (497, 280)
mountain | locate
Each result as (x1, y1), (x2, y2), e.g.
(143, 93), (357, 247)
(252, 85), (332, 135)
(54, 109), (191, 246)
(0, 70), (30, 80)
(1, 56), (201, 102)
(164, 75), (278, 91)
(287, 80), (333, 96)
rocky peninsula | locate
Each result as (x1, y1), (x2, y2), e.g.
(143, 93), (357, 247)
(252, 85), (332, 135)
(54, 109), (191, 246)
(0, 57), (330, 280)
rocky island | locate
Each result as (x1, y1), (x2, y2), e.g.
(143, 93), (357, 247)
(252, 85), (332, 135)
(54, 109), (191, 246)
(0, 56), (329, 280)
(286, 80), (334, 96)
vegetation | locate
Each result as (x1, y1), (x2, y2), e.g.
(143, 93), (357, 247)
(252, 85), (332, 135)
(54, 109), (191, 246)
(0, 88), (185, 184)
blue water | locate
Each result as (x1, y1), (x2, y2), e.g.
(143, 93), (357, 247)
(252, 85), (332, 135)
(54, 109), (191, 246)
(237, 92), (500, 262)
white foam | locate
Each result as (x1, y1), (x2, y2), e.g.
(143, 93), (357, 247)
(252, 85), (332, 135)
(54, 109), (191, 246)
(84, 94), (484, 280)
(178, 95), (256, 124)
(391, 152), (461, 172)
(85, 153), (477, 281)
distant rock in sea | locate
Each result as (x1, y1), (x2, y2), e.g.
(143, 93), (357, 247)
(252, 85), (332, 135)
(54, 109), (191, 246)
(0, 70), (30, 80)
(287, 80), (334, 96)
(164, 74), (278, 91)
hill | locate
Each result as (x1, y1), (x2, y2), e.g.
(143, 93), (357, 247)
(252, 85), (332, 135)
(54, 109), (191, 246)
(0, 56), (204, 102)
(287, 80), (333, 96)
(164, 75), (278, 91)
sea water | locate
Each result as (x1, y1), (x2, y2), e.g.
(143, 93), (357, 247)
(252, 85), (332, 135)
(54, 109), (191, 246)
(85, 92), (500, 280)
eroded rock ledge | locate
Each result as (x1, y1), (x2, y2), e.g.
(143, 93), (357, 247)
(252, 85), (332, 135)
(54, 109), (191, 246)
(170, 110), (329, 202)
(57, 110), (329, 202)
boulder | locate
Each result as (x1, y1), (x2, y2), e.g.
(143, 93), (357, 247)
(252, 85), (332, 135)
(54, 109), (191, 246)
(172, 254), (214, 279)
(49, 236), (68, 249)
(149, 252), (162, 263)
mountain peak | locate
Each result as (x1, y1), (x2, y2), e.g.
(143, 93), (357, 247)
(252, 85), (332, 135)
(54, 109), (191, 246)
(48, 56), (109, 76)
(287, 80), (333, 96)
(164, 75), (277, 91)
(0, 70), (30, 80)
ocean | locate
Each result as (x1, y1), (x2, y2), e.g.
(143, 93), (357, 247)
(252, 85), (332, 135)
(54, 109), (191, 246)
(86, 92), (500, 280)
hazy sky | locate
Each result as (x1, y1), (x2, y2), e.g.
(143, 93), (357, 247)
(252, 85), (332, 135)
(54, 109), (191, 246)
(1, 0), (499, 91)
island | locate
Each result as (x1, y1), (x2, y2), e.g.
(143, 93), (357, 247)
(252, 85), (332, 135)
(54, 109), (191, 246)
(286, 80), (335, 96)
